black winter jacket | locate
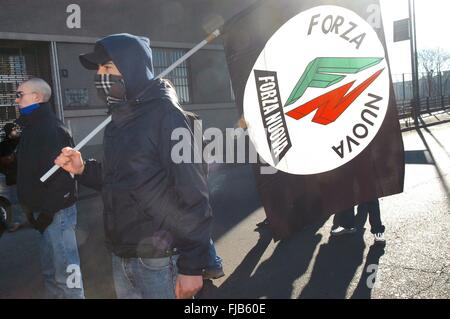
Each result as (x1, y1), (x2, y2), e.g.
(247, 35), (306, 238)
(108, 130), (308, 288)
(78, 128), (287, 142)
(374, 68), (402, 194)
(77, 34), (212, 276)
(16, 103), (77, 214)
(0, 136), (19, 185)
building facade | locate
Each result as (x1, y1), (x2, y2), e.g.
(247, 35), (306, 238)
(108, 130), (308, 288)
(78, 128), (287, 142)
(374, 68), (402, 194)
(0, 0), (251, 149)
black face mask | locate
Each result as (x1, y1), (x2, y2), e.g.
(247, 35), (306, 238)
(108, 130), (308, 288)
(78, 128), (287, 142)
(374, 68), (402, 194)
(94, 74), (127, 105)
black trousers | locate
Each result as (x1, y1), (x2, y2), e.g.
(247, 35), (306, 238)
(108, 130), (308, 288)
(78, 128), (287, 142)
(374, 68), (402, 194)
(0, 212), (7, 236)
(333, 199), (385, 234)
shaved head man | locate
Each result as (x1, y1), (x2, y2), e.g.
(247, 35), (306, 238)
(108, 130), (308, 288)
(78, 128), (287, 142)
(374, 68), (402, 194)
(15, 77), (85, 299)
(15, 78), (52, 108)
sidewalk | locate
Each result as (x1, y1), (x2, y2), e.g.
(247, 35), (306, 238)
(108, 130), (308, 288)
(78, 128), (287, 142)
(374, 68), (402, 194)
(400, 109), (450, 131)
(1, 121), (448, 299)
(205, 121), (450, 299)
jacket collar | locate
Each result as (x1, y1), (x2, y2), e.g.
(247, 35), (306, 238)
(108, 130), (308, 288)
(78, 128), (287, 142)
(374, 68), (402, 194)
(109, 79), (176, 128)
(16, 102), (53, 128)
(109, 100), (148, 128)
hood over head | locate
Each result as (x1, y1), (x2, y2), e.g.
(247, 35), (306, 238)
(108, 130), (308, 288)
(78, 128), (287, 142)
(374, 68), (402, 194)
(80, 33), (155, 100)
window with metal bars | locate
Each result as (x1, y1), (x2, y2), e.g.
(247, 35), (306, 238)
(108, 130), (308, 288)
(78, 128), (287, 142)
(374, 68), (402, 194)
(153, 47), (191, 104)
(0, 51), (34, 137)
(0, 44), (48, 139)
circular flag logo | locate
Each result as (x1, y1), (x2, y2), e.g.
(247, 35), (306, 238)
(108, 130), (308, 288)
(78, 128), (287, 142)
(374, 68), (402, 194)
(243, 5), (390, 175)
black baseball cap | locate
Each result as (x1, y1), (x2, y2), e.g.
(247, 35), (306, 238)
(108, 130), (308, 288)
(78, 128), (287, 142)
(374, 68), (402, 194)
(79, 43), (111, 70)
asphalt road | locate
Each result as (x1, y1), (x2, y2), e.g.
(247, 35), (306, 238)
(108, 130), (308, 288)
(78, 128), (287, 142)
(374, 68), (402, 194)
(0, 121), (448, 299)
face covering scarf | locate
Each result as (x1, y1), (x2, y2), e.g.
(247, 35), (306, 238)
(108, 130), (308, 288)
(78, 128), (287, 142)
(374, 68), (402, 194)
(94, 74), (127, 105)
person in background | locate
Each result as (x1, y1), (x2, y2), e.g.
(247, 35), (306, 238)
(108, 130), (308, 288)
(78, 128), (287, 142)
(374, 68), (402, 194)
(331, 199), (386, 243)
(15, 78), (84, 298)
(0, 122), (24, 232)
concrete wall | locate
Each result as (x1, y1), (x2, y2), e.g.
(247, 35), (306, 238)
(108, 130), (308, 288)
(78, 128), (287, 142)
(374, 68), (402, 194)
(0, 0), (258, 42)
(0, 0), (204, 42)
(0, 0), (258, 146)
(57, 43), (105, 109)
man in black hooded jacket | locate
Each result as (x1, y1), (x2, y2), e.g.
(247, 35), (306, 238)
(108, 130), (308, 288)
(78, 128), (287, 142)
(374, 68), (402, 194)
(55, 34), (212, 299)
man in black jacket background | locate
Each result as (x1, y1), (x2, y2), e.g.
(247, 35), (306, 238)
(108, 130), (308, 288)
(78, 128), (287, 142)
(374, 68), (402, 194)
(0, 122), (22, 232)
(15, 78), (84, 299)
(0, 123), (20, 186)
(55, 34), (212, 299)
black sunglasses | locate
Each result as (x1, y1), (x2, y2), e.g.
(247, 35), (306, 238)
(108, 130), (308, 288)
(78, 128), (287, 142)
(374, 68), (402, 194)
(15, 91), (35, 99)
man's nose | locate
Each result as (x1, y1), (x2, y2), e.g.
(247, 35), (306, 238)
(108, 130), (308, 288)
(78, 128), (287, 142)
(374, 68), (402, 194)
(96, 65), (105, 75)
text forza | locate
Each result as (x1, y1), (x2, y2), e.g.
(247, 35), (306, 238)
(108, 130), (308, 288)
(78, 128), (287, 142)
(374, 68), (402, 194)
(308, 13), (366, 49)
(332, 93), (383, 159)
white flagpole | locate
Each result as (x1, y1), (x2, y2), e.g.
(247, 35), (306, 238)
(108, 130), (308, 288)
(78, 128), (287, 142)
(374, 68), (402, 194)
(41, 29), (221, 182)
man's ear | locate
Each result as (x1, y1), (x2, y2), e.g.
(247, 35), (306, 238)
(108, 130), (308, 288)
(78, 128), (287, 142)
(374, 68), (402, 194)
(34, 92), (44, 103)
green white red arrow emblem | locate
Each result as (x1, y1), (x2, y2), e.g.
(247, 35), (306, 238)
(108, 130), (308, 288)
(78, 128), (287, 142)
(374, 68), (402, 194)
(285, 57), (384, 125)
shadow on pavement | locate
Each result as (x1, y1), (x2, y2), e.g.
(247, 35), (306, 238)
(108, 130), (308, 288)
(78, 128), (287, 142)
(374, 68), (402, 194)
(298, 230), (366, 299)
(351, 242), (386, 299)
(415, 125), (450, 201)
(202, 219), (326, 299)
(420, 118), (450, 158)
(404, 150), (434, 165)
(297, 208), (385, 299)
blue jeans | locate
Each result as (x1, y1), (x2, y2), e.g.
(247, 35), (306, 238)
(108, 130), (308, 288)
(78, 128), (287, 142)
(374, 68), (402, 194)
(112, 254), (178, 299)
(39, 204), (85, 299)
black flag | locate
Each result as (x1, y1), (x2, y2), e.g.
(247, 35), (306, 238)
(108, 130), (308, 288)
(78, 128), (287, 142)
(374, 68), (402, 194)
(223, 0), (405, 240)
